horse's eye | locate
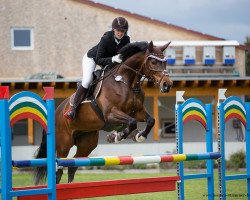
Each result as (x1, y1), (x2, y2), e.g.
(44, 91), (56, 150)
(151, 59), (157, 64)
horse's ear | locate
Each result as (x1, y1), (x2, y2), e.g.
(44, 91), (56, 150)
(159, 41), (171, 52)
(148, 41), (154, 53)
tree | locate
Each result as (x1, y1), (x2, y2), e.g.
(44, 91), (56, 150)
(245, 36), (250, 76)
(245, 36), (250, 102)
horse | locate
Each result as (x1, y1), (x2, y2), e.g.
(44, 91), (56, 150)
(34, 41), (173, 185)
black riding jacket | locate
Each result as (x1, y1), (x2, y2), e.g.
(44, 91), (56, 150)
(87, 31), (130, 68)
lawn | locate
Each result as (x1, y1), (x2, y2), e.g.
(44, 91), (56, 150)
(10, 170), (248, 200)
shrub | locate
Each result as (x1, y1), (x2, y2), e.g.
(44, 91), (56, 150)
(183, 160), (207, 169)
(227, 150), (246, 170)
(159, 161), (176, 169)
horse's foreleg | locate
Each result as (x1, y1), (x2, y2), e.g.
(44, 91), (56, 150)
(106, 108), (137, 143)
(132, 108), (155, 142)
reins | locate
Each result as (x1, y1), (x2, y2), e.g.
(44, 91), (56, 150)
(89, 64), (120, 86)
(90, 52), (169, 88)
(118, 54), (169, 85)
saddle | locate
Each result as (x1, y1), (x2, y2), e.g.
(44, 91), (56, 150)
(87, 69), (103, 98)
(69, 68), (108, 122)
(70, 69), (104, 102)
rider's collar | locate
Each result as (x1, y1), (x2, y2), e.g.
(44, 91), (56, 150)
(114, 36), (122, 45)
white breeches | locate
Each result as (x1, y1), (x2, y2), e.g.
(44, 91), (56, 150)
(81, 53), (96, 88)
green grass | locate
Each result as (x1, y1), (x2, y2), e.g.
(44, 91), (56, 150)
(10, 170), (248, 200)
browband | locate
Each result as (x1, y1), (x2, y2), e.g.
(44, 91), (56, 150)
(148, 55), (167, 62)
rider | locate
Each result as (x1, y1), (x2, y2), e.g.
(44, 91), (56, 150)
(65, 17), (130, 120)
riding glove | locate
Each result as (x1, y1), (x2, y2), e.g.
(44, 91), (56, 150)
(112, 54), (122, 63)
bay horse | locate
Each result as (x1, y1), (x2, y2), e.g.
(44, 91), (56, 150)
(34, 41), (173, 185)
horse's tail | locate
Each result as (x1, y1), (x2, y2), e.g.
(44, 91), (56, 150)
(34, 129), (48, 185)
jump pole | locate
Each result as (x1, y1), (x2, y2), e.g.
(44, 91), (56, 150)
(16, 176), (180, 200)
(12, 153), (221, 168)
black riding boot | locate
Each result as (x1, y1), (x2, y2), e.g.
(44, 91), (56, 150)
(65, 85), (87, 120)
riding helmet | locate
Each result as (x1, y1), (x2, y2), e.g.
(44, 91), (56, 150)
(112, 17), (129, 31)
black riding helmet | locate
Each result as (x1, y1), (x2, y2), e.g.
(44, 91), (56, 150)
(112, 17), (129, 31)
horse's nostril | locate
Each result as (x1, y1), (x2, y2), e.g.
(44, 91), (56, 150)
(160, 82), (170, 93)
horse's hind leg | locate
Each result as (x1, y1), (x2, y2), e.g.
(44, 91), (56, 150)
(55, 99), (74, 184)
(56, 132), (73, 184)
(56, 147), (71, 184)
(68, 131), (99, 183)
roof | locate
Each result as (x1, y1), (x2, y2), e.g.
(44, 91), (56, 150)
(154, 40), (239, 47)
(1, 77), (250, 95)
(73, 0), (247, 50)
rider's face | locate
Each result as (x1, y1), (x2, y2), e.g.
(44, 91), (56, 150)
(113, 29), (126, 40)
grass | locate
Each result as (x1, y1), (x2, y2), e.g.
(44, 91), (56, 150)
(9, 169), (248, 200)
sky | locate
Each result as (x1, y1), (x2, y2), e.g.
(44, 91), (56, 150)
(92, 0), (250, 44)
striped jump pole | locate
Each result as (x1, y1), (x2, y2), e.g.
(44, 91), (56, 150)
(57, 153), (221, 167)
(12, 153), (221, 168)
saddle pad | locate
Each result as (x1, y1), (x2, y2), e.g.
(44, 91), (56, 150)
(69, 70), (105, 106)
(69, 93), (91, 106)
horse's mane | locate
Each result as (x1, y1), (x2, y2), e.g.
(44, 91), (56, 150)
(119, 41), (148, 62)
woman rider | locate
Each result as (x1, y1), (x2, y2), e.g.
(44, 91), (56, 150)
(65, 17), (130, 120)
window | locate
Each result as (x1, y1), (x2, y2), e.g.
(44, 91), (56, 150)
(12, 120), (28, 136)
(160, 119), (175, 138)
(11, 27), (34, 50)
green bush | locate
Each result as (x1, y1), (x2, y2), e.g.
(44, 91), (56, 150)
(227, 150), (246, 169)
(183, 160), (207, 169)
(159, 161), (176, 169)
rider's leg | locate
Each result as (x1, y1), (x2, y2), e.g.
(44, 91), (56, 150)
(64, 53), (96, 120)
(65, 85), (87, 120)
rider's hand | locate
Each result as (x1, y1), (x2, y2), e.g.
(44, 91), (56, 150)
(112, 54), (122, 63)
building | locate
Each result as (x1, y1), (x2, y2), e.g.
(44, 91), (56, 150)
(0, 0), (249, 159)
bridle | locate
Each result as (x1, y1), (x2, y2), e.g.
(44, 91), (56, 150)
(145, 54), (169, 72)
(120, 53), (170, 86)
(114, 53), (170, 88)
(144, 54), (170, 86)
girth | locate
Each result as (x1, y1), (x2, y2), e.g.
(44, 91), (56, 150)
(89, 98), (105, 122)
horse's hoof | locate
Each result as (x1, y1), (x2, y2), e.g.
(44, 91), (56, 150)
(106, 131), (124, 143)
(128, 129), (139, 139)
(114, 135), (125, 143)
(113, 131), (124, 143)
(106, 132), (116, 143)
(136, 135), (146, 142)
(132, 131), (146, 142)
